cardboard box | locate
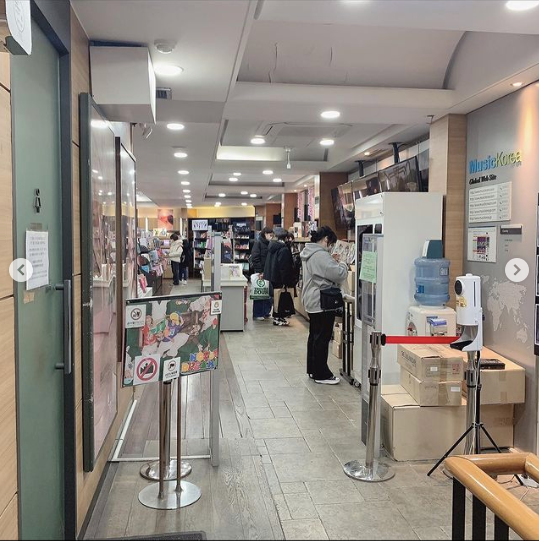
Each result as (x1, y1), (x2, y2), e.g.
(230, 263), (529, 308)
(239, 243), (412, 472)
(381, 391), (513, 461)
(398, 344), (464, 382)
(331, 340), (342, 359)
(333, 329), (343, 344)
(400, 370), (462, 406)
(381, 392), (466, 461)
(382, 384), (408, 396)
(458, 347), (525, 405)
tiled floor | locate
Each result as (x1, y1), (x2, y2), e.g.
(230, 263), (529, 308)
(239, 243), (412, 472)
(84, 280), (530, 540)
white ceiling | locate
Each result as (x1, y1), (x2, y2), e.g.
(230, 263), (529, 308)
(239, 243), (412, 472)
(72, 0), (539, 208)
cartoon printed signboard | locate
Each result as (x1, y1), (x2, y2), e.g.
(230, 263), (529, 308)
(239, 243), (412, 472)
(123, 292), (221, 387)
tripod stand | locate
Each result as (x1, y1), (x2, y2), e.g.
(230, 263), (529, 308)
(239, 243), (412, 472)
(428, 351), (519, 481)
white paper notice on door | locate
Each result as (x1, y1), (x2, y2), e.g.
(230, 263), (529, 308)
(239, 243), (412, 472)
(467, 227), (497, 263)
(26, 231), (49, 289)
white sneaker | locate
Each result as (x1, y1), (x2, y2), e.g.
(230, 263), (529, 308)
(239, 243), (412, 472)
(254, 317), (265, 321)
(315, 376), (340, 385)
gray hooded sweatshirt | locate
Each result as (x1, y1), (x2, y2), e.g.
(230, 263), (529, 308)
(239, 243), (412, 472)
(300, 243), (348, 313)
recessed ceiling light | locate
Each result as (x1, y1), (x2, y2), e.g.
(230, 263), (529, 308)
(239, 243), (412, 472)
(233, 172), (242, 176)
(215, 202), (221, 207)
(98, 176), (104, 180)
(107, 191), (113, 196)
(241, 191), (248, 195)
(364, 151), (371, 156)
(98, 190), (103, 195)
(321, 110), (340, 119)
(174, 151), (188, 158)
(229, 177), (238, 182)
(320, 139), (335, 146)
(181, 181), (190, 186)
(250, 194), (257, 198)
(91, 119), (107, 129)
(92, 169), (99, 174)
(304, 184), (307, 187)
(154, 39), (176, 54)
(263, 170), (273, 175)
(511, 82), (524, 87)
(218, 193), (226, 198)
(154, 64), (183, 76)
(273, 178), (282, 183)
(241, 202), (247, 206)
(251, 137), (265, 145)
(183, 189), (191, 193)
(178, 170), (189, 175)
(167, 123), (185, 131)
(506, 1), (539, 11)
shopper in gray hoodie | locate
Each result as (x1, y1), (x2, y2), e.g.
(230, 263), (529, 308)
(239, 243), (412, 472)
(300, 226), (348, 385)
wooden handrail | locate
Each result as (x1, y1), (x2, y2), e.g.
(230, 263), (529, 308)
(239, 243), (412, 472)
(445, 454), (539, 540)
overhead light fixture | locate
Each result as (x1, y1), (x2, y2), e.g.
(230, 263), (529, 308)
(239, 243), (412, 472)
(364, 151), (371, 156)
(154, 39), (176, 54)
(183, 189), (191, 193)
(91, 119), (107, 129)
(285, 147), (292, 170)
(251, 136), (265, 145)
(98, 176), (104, 180)
(92, 169), (99, 174)
(241, 191), (248, 195)
(218, 193), (226, 198)
(320, 139), (335, 146)
(304, 184), (307, 187)
(241, 202), (247, 206)
(174, 151), (188, 158)
(139, 123), (153, 139)
(233, 172), (241, 176)
(273, 178), (282, 183)
(250, 194), (257, 198)
(263, 169), (273, 175)
(321, 110), (340, 119)
(167, 123), (185, 131)
(229, 177), (238, 182)
(107, 191), (113, 196)
(506, 1), (539, 10)
(178, 170), (189, 175)
(511, 81), (524, 87)
(181, 181), (190, 186)
(154, 64), (183, 76)
(215, 202), (221, 207)
(98, 190), (103, 195)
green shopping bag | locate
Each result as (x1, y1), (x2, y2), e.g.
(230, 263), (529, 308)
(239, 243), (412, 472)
(250, 274), (270, 300)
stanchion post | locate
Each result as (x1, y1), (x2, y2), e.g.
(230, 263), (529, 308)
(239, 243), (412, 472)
(343, 331), (394, 483)
(158, 381), (171, 498)
(210, 368), (220, 467)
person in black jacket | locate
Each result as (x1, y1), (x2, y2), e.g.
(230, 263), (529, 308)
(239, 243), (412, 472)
(251, 227), (274, 320)
(179, 238), (191, 285)
(264, 227), (297, 326)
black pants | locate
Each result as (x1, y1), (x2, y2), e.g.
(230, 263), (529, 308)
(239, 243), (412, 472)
(307, 311), (336, 380)
(171, 261), (181, 284)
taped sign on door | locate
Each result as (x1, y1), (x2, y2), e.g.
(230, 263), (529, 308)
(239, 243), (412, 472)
(163, 358), (180, 382)
(126, 303), (146, 328)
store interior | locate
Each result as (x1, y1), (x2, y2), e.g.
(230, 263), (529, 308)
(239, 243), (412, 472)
(3, 1), (539, 540)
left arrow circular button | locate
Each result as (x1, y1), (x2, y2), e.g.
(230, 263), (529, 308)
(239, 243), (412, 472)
(9, 258), (34, 283)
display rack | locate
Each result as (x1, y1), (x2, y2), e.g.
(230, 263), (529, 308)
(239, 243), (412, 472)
(192, 228), (209, 277)
(232, 223), (254, 274)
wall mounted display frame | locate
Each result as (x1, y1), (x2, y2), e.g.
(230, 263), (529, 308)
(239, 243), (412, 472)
(80, 93), (119, 472)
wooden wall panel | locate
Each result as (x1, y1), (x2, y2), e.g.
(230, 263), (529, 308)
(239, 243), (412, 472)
(428, 114), (467, 308)
(0, 298), (17, 516)
(0, 496), (18, 540)
(265, 203), (281, 227)
(70, 7), (90, 146)
(282, 193), (296, 229)
(0, 86), (12, 300)
(0, 52), (9, 91)
(72, 144), (81, 275)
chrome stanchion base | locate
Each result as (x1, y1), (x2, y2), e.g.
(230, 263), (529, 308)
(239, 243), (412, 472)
(140, 459), (192, 481)
(138, 480), (201, 510)
(343, 460), (395, 483)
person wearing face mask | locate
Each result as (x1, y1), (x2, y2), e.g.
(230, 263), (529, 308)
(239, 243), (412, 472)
(300, 226), (348, 385)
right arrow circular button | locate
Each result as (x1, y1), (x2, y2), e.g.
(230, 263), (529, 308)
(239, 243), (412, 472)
(505, 258), (529, 283)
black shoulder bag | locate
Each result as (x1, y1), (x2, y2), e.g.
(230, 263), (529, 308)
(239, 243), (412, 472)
(320, 287), (344, 311)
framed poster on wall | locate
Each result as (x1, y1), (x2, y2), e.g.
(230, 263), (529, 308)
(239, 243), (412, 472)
(80, 93), (119, 471)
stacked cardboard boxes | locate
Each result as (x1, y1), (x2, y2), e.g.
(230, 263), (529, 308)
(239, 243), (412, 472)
(331, 322), (343, 359)
(381, 345), (525, 462)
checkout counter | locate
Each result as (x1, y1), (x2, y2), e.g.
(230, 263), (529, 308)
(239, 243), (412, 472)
(201, 262), (247, 331)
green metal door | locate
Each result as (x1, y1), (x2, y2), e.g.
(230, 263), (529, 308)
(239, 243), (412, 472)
(12, 22), (65, 540)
